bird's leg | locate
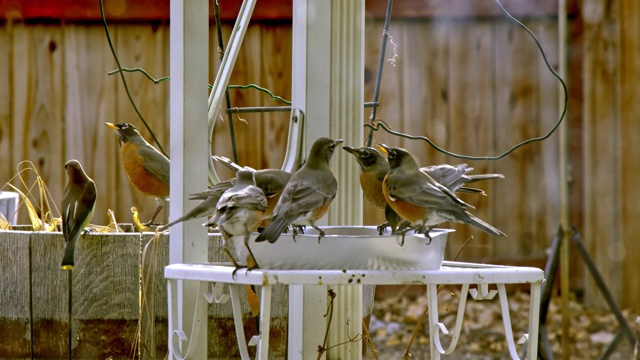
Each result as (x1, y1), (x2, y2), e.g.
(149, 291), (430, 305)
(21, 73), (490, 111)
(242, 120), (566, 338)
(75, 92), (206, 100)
(220, 233), (246, 280)
(376, 222), (390, 235)
(291, 224), (306, 241)
(144, 203), (164, 226)
(395, 220), (412, 234)
(424, 226), (434, 245)
(310, 225), (325, 243)
(244, 234), (260, 270)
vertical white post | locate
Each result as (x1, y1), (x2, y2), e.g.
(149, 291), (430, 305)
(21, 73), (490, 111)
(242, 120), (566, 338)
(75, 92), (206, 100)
(169, 0), (208, 358)
(290, 0), (364, 359)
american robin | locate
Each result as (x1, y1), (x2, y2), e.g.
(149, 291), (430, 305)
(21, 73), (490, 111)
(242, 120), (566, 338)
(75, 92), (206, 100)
(61, 160), (97, 270)
(163, 165), (292, 230)
(211, 155), (292, 224)
(255, 137), (343, 243)
(343, 146), (402, 233)
(343, 146), (505, 233)
(379, 144), (506, 242)
(105, 122), (170, 225)
(204, 169), (268, 271)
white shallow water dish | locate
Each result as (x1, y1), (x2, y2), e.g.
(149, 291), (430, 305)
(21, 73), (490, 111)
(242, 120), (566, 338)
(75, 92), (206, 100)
(232, 226), (452, 271)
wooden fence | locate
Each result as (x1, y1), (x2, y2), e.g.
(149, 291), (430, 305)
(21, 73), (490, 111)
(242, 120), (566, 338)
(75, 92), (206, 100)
(0, 0), (637, 312)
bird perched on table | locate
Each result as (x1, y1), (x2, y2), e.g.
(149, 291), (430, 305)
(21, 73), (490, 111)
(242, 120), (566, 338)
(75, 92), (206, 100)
(160, 162), (292, 231)
(379, 144), (506, 241)
(61, 160), (97, 270)
(343, 146), (504, 233)
(105, 122), (170, 225)
(255, 137), (343, 243)
(204, 170), (268, 271)
(209, 155), (293, 224)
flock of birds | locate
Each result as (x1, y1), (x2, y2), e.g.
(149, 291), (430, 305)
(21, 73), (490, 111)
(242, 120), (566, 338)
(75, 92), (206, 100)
(60, 122), (505, 272)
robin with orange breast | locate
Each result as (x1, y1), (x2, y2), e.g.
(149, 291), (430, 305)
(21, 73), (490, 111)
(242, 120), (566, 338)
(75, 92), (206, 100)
(343, 146), (504, 234)
(61, 160), (97, 270)
(379, 144), (506, 242)
(105, 122), (170, 225)
(204, 169), (268, 272)
(255, 137), (343, 243)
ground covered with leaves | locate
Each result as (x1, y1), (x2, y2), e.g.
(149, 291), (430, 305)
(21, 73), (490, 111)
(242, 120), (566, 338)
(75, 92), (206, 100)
(369, 286), (639, 359)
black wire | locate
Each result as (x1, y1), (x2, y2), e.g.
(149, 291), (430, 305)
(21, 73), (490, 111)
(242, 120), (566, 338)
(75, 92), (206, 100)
(366, 0), (568, 161)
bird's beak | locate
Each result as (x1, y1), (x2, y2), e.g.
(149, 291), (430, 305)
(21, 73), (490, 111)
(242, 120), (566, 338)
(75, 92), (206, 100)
(378, 144), (390, 155)
(342, 146), (357, 155)
(104, 122), (117, 130)
(334, 139), (344, 146)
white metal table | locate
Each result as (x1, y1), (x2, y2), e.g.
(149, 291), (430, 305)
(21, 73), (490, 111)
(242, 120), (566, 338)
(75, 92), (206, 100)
(165, 261), (544, 359)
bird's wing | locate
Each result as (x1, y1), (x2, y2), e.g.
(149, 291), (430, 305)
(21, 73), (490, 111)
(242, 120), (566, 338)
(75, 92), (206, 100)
(275, 176), (336, 218)
(387, 172), (471, 209)
(138, 145), (171, 185)
(62, 183), (96, 242)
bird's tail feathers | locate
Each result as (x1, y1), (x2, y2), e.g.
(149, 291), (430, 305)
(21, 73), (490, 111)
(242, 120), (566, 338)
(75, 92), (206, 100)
(467, 173), (504, 182)
(61, 238), (77, 270)
(463, 211), (506, 237)
(254, 215), (290, 243)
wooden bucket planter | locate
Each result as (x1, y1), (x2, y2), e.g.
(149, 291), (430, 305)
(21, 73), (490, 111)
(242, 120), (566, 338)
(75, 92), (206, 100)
(0, 228), (288, 359)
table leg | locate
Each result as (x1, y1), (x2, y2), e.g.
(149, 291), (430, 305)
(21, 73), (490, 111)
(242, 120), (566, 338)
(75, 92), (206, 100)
(527, 281), (542, 359)
(229, 284), (251, 360)
(257, 285), (272, 359)
(427, 284), (441, 360)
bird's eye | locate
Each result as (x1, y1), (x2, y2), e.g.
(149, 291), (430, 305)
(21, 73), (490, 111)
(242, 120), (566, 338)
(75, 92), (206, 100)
(329, 144), (335, 151)
(361, 151), (370, 158)
(389, 151), (396, 159)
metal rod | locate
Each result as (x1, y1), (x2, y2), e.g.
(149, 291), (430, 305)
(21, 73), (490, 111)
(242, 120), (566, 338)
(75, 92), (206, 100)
(213, 1), (239, 164)
(540, 227), (563, 323)
(223, 102), (379, 115)
(67, 271), (72, 360)
(571, 229), (638, 345)
(365, 0), (393, 147)
(597, 329), (624, 360)
(557, 0), (570, 357)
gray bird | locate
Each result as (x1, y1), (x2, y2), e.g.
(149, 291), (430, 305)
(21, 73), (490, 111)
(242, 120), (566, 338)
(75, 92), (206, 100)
(204, 170), (268, 271)
(255, 137), (343, 243)
(61, 160), (97, 269)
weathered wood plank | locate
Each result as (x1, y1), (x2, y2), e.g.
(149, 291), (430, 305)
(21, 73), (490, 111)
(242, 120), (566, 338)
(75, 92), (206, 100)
(63, 24), (120, 227)
(0, 230), (31, 358)
(582, 0), (621, 307)
(259, 25), (292, 170)
(10, 24), (66, 225)
(446, 19), (496, 259)
(617, 0), (640, 308)
(493, 18), (555, 260)
(0, 24), (12, 182)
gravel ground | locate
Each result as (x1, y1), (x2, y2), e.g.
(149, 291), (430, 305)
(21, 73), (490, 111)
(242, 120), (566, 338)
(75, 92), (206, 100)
(368, 287), (640, 359)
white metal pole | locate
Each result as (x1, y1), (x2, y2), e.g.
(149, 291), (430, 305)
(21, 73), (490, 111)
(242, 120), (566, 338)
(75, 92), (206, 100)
(290, 0), (365, 358)
(169, 0), (209, 358)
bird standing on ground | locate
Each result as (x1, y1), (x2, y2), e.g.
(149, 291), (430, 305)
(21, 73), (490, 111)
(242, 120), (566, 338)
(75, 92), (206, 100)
(105, 122), (170, 225)
(204, 170), (268, 271)
(343, 146), (504, 234)
(61, 160), (97, 270)
(255, 137), (343, 243)
(379, 144), (506, 241)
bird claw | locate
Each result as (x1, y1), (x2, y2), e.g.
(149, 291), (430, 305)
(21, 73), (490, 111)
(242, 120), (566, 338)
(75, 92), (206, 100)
(231, 265), (247, 280)
(291, 225), (305, 242)
(376, 222), (389, 235)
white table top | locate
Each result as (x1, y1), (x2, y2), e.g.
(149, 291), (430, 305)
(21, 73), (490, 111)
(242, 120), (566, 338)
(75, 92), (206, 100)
(165, 260), (544, 286)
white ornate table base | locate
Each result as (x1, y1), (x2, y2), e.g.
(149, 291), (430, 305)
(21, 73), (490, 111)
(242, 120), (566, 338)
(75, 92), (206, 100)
(165, 261), (544, 359)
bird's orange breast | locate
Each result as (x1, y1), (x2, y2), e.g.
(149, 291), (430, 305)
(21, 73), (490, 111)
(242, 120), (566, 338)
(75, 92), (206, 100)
(121, 143), (170, 199)
(310, 201), (332, 224)
(360, 172), (388, 209)
(382, 178), (426, 223)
